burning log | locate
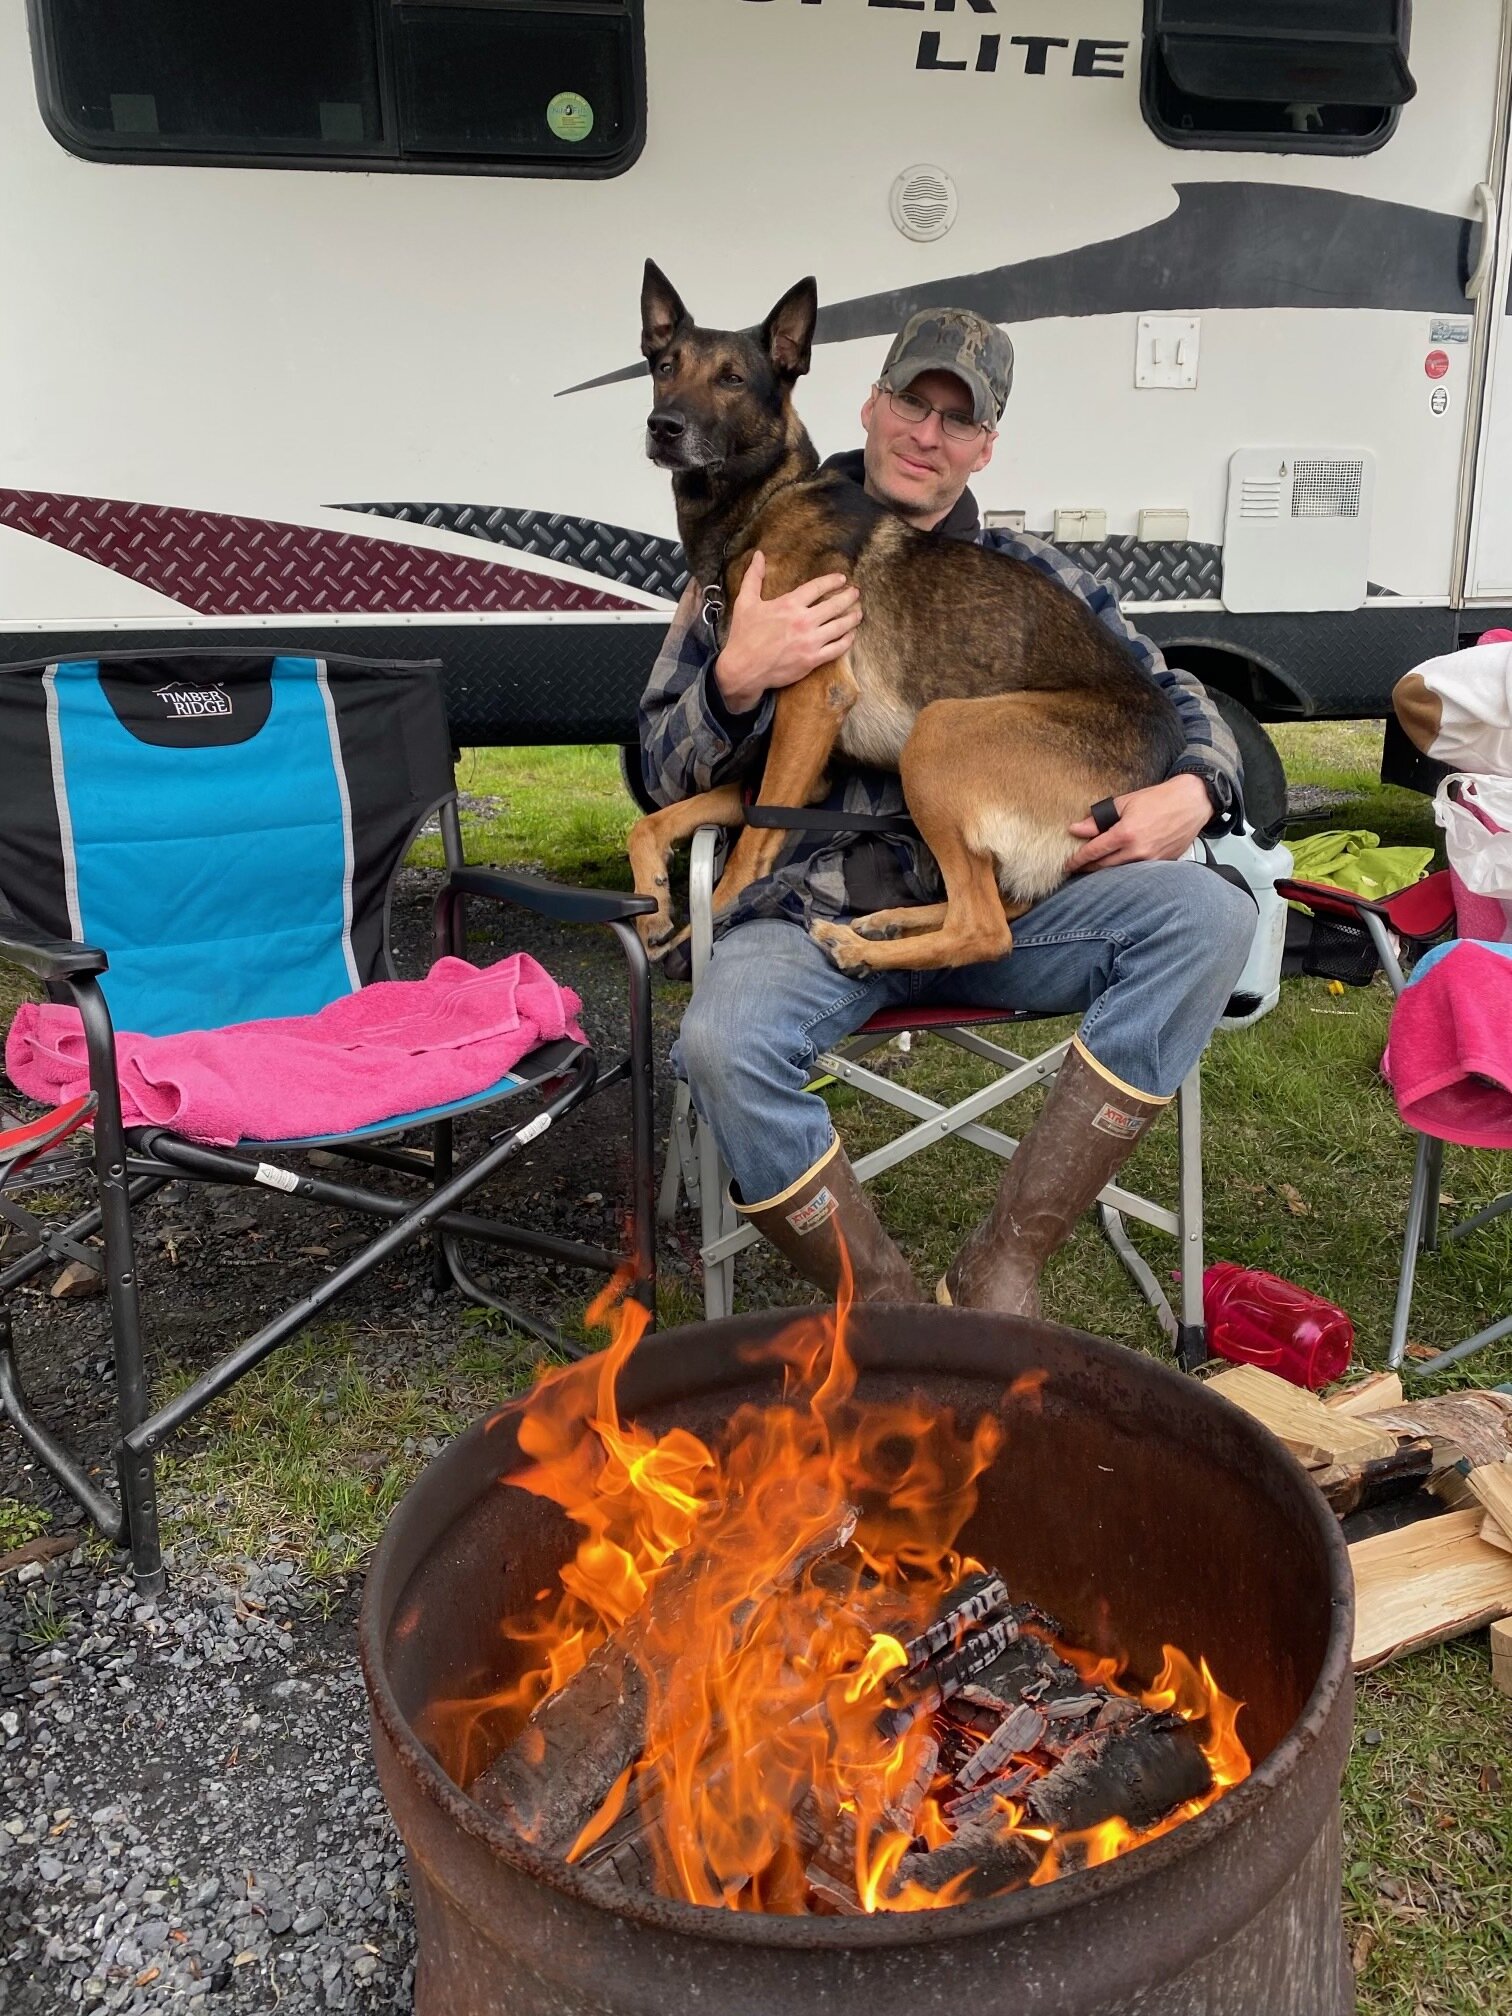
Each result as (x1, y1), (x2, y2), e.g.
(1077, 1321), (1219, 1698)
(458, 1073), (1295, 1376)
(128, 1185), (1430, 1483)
(942, 1763), (1037, 1829)
(955, 1703), (1046, 1790)
(471, 1635), (648, 1857)
(893, 1820), (1041, 1903)
(473, 1504), (860, 1857)
(1025, 1710), (1213, 1835)
(803, 1734), (940, 1915)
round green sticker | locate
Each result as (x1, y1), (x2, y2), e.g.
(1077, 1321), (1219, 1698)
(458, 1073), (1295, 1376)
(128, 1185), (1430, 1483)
(546, 92), (594, 143)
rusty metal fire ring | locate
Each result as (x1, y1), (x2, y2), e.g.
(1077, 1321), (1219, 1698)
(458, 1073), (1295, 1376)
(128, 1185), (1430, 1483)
(360, 1306), (1355, 2014)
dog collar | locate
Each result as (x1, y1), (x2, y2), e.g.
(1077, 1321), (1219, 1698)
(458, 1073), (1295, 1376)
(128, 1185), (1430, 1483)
(700, 582), (725, 637)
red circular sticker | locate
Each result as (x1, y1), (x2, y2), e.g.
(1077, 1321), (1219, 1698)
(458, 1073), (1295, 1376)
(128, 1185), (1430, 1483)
(1425, 349), (1450, 380)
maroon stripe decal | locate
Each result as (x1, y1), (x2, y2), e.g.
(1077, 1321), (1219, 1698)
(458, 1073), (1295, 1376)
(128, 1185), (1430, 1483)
(0, 491), (645, 615)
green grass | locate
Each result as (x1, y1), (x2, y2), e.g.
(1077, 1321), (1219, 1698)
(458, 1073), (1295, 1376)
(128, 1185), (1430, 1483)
(0, 1496), (51, 1552)
(156, 1323), (544, 1577)
(407, 744), (639, 889)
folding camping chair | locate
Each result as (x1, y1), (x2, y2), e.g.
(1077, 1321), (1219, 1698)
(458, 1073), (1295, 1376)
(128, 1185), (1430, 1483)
(660, 828), (1208, 1370)
(0, 651), (656, 1592)
(1274, 868), (1511, 1377)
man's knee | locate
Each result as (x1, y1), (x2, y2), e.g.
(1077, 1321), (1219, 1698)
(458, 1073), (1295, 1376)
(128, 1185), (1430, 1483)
(676, 968), (793, 1108)
(1132, 861), (1256, 972)
(1191, 866), (1260, 983)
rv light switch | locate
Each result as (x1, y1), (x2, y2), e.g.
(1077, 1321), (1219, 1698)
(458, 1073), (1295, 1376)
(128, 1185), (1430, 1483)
(1136, 316), (1200, 390)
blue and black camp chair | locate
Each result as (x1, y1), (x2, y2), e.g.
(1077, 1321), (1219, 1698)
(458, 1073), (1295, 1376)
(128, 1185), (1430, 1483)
(0, 651), (656, 1592)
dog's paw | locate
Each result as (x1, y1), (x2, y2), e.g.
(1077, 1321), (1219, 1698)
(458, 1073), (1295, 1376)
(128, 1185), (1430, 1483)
(811, 921), (873, 977)
(852, 916), (901, 942)
(637, 907), (681, 952)
(645, 923), (691, 963)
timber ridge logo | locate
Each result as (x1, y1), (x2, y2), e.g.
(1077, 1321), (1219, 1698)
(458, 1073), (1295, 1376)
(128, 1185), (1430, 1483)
(155, 681), (233, 719)
(736, 0), (1130, 82)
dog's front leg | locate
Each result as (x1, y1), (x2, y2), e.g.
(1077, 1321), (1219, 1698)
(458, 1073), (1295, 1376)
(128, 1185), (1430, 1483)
(626, 782), (746, 951)
(710, 655), (857, 916)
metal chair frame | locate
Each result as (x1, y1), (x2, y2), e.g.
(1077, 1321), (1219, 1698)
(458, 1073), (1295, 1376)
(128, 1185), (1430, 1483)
(660, 829), (1207, 1369)
(1, 798), (657, 1593)
(1345, 905), (1512, 1376)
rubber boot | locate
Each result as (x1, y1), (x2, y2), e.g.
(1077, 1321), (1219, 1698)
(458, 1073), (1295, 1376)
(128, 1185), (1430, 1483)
(939, 1044), (1168, 1317)
(736, 1140), (923, 1303)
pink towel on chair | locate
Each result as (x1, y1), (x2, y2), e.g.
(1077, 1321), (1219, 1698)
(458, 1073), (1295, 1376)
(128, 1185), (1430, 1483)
(4, 955), (585, 1147)
(1385, 941), (1512, 1147)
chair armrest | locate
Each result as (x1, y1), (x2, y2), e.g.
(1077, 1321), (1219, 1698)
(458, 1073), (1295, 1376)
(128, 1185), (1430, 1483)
(1276, 873), (1456, 939)
(0, 915), (109, 983)
(1275, 877), (1385, 921)
(440, 867), (657, 926)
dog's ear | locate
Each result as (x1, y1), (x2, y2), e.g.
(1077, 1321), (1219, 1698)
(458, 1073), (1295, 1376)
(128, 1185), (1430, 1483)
(641, 260), (691, 360)
(762, 277), (818, 381)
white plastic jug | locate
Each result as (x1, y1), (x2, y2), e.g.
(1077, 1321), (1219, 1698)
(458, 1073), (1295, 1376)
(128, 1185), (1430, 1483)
(1196, 828), (1294, 1031)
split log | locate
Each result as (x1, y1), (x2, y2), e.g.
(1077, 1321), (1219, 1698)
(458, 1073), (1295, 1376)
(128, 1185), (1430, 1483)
(943, 1763), (1036, 1828)
(1324, 1371), (1404, 1416)
(1310, 1437), (1434, 1519)
(804, 1734), (940, 1913)
(956, 1703), (1047, 1791)
(1467, 1459), (1512, 1549)
(1206, 1364), (1397, 1470)
(1491, 1618), (1512, 1699)
(471, 1637), (648, 1857)
(892, 1820), (1041, 1903)
(1349, 1505), (1512, 1671)
(1025, 1711), (1212, 1836)
(1361, 1392), (1512, 1478)
(473, 1503), (859, 1857)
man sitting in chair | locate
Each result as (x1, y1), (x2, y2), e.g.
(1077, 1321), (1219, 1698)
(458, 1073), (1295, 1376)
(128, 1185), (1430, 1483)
(639, 307), (1254, 1311)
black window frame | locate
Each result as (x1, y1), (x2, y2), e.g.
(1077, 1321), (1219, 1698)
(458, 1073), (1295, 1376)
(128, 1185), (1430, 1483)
(1140, 0), (1413, 158)
(27, 0), (647, 180)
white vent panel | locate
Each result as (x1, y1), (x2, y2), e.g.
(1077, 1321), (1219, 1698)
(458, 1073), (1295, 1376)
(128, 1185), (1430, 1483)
(890, 165), (958, 243)
(1222, 448), (1375, 614)
(1290, 458), (1363, 519)
(1239, 480), (1283, 521)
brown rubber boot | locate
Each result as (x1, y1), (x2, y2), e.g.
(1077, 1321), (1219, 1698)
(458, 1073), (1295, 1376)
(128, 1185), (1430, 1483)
(938, 1044), (1169, 1317)
(736, 1140), (924, 1303)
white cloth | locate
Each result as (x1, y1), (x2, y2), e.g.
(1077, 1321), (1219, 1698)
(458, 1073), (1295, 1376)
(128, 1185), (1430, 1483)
(1409, 641), (1512, 774)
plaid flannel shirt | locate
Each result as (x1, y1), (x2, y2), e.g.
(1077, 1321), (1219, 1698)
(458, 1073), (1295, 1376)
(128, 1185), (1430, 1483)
(638, 468), (1243, 976)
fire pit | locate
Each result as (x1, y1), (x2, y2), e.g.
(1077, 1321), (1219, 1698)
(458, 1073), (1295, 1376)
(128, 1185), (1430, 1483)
(360, 1304), (1354, 2014)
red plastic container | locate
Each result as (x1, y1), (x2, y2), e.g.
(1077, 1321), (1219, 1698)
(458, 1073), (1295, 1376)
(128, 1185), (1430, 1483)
(1202, 1261), (1354, 1390)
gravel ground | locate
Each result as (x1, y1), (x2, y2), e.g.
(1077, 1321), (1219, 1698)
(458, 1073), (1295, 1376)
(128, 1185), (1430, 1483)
(1, 1548), (409, 2015)
(0, 857), (785, 2014)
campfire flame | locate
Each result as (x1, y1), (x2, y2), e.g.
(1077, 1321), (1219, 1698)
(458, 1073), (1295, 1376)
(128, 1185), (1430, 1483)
(426, 1271), (1250, 1913)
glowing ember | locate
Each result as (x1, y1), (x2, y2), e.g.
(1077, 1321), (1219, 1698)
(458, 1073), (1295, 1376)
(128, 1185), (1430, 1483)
(425, 1274), (1251, 1914)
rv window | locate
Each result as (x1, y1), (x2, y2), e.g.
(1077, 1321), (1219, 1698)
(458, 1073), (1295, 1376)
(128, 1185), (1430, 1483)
(35, 0), (386, 157)
(1142, 0), (1415, 153)
(392, 4), (635, 162)
(30, 0), (646, 176)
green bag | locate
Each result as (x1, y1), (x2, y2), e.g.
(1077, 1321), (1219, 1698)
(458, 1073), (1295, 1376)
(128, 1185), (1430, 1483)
(1287, 828), (1434, 906)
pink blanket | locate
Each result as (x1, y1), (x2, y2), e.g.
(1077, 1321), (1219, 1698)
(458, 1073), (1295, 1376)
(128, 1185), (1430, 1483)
(1386, 941), (1512, 1147)
(5, 955), (585, 1146)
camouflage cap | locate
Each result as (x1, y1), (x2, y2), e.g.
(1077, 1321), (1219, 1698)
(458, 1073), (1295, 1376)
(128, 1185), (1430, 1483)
(878, 307), (1014, 426)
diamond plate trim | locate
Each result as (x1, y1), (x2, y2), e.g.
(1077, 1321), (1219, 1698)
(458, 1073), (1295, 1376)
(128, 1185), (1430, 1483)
(338, 507), (1231, 605)
(341, 501), (692, 602)
(1050, 537), (1224, 602)
(0, 491), (645, 616)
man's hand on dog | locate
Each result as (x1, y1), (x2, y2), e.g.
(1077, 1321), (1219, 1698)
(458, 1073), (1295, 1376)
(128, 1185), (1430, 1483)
(1066, 773), (1212, 872)
(714, 551), (863, 714)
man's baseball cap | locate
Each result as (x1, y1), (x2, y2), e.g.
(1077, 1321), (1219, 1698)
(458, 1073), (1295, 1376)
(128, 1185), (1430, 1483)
(878, 308), (1014, 426)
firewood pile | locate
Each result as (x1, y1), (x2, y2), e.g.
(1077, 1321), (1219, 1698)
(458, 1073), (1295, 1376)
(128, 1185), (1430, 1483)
(472, 1555), (1227, 1912)
(1205, 1364), (1512, 1677)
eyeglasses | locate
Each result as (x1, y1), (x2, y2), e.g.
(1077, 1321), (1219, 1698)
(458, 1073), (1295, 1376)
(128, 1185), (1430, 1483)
(880, 384), (990, 444)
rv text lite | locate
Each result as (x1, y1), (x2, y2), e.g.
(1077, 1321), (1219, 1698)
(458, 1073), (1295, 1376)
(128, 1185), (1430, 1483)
(739, 2), (1129, 80)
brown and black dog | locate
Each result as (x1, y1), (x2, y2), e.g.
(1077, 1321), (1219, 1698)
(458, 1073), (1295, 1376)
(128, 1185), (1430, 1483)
(626, 262), (1183, 974)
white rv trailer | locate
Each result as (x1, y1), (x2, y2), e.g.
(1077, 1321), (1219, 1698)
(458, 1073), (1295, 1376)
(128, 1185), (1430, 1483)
(7, 0), (1512, 815)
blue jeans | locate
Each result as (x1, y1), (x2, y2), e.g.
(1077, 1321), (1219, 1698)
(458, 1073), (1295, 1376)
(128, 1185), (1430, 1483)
(672, 861), (1256, 1206)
